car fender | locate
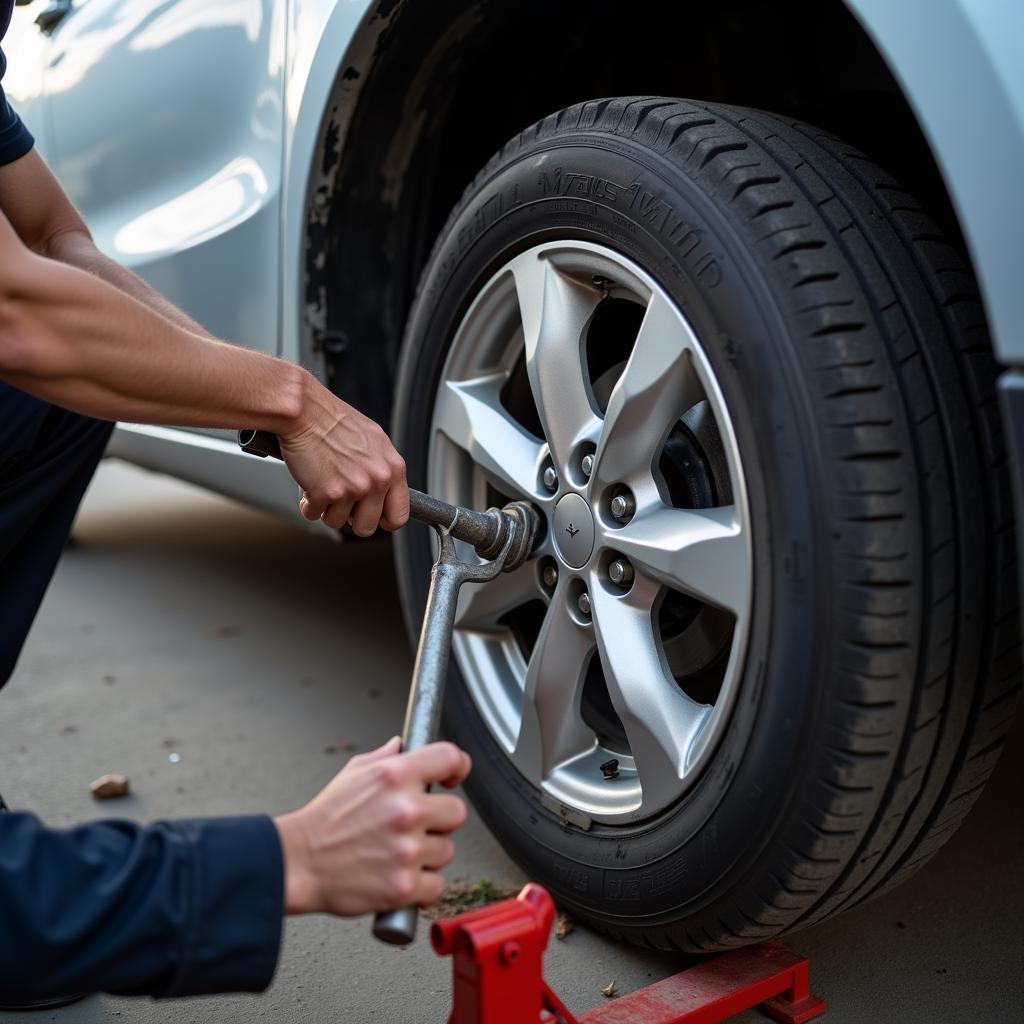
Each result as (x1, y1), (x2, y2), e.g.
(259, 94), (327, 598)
(279, 0), (396, 369)
(844, 0), (1024, 366)
(282, 1), (1024, 370)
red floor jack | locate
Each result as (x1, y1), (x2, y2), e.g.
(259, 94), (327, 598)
(430, 883), (825, 1024)
(238, 431), (828, 1023)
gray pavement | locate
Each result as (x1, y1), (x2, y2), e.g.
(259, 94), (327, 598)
(1, 460), (1022, 1023)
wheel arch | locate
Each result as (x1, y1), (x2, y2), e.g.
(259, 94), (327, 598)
(291, 0), (1007, 429)
(844, 0), (1024, 367)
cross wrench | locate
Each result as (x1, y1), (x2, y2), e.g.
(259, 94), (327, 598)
(236, 430), (540, 944)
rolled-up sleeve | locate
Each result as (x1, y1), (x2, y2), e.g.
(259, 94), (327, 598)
(0, 812), (284, 1001)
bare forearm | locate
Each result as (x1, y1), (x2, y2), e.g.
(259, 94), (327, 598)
(0, 249), (307, 433)
(46, 229), (211, 336)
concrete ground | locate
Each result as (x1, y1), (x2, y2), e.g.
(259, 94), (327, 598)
(2, 460), (1022, 1023)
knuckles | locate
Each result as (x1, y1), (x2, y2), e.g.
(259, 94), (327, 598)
(387, 798), (421, 832)
(437, 839), (456, 867)
(392, 836), (421, 867)
(373, 761), (404, 789)
(423, 874), (445, 904)
(388, 870), (417, 904)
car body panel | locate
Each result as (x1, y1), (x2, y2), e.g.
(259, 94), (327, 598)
(278, 0), (378, 371)
(106, 422), (314, 522)
(8, 0), (1024, 518)
(43, 0), (285, 371)
(845, 0), (1024, 368)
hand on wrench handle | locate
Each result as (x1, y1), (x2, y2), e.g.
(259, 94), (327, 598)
(238, 429), (539, 943)
(238, 429), (536, 566)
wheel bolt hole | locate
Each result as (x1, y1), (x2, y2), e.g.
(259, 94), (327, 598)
(539, 559), (559, 592)
(566, 578), (592, 623)
(607, 557), (634, 589)
(569, 443), (597, 488)
(605, 486), (635, 527)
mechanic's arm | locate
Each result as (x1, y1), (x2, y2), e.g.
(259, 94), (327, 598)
(0, 199), (407, 534)
(0, 740), (470, 1001)
(0, 148), (210, 335)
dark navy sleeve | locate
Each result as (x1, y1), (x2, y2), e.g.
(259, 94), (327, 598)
(0, 39), (35, 166)
(0, 812), (284, 1000)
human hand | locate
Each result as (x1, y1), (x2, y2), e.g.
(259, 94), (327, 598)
(274, 738), (471, 917)
(278, 376), (409, 535)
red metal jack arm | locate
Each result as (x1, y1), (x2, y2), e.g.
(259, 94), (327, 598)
(430, 884), (827, 1024)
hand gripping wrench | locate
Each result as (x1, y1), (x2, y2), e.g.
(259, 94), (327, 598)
(236, 429), (540, 944)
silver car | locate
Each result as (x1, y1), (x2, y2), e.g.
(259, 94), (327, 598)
(10, 0), (1022, 951)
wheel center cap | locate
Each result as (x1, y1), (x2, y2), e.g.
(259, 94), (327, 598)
(552, 493), (595, 569)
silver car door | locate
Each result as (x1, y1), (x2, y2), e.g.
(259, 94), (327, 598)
(40, 0), (286, 434)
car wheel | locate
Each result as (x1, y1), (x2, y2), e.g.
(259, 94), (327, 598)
(393, 97), (1019, 949)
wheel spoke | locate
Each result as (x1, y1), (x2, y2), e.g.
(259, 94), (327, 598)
(512, 583), (597, 780)
(433, 373), (547, 500)
(613, 504), (749, 616)
(455, 562), (544, 633)
(590, 581), (710, 801)
(594, 291), (704, 491)
(511, 253), (603, 472)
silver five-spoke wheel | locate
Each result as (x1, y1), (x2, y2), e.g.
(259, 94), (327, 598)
(428, 241), (751, 823)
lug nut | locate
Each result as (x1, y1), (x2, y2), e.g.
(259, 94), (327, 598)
(608, 559), (634, 587)
(542, 466), (558, 491)
(610, 493), (635, 522)
(577, 591), (592, 616)
(581, 453), (594, 478)
(542, 564), (558, 588)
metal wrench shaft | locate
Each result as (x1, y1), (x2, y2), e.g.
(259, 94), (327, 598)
(236, 427), (539, 945)
(371, 525), (513, 944)
(237, 429), (530, 565)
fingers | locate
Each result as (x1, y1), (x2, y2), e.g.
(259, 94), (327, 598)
(418, 835), (456, 871)
(348, 488), (387, 537)
(298, 492), (325, 521)
(419, 791), (467, 834)
(411, 870), (446, 909)
(398, 742), (472, 789)
(380, 476), (410, 532)
(278, 384), (410, 535)
(320, 497), (355, 530)
(439, 752), (472, 789)
(347, 736), (401, 767)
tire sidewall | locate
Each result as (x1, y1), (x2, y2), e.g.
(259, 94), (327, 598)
(394, 133), (828, 928)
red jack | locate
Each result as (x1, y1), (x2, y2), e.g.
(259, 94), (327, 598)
(430, 884), (827, 1024)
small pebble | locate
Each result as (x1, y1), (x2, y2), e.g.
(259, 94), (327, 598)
(168, 752), (181, 764)
(90, 774), (130, 799)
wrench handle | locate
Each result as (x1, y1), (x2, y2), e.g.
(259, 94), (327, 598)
(236, 429), (508, 556)
(372, 544), (463, 945)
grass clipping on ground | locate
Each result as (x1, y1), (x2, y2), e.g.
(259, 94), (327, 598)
(421, 878), (519, 920)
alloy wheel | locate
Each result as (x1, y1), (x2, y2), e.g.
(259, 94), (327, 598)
(428, 241), (752, 824)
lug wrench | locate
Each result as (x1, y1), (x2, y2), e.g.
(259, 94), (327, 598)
(237, 429), (540, 944)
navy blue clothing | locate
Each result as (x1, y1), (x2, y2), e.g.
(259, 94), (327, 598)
(0, 386), (286, 1001)
(0, 385), (114, 682)
(0, 5), (285, 999)
(0, 813), (284, 999)
(0, 0), (35, 166)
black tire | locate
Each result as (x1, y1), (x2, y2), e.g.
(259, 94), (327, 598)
(393, 97), (1020, 950)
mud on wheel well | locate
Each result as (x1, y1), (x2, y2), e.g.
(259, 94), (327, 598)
(305, 0), (978, 428)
